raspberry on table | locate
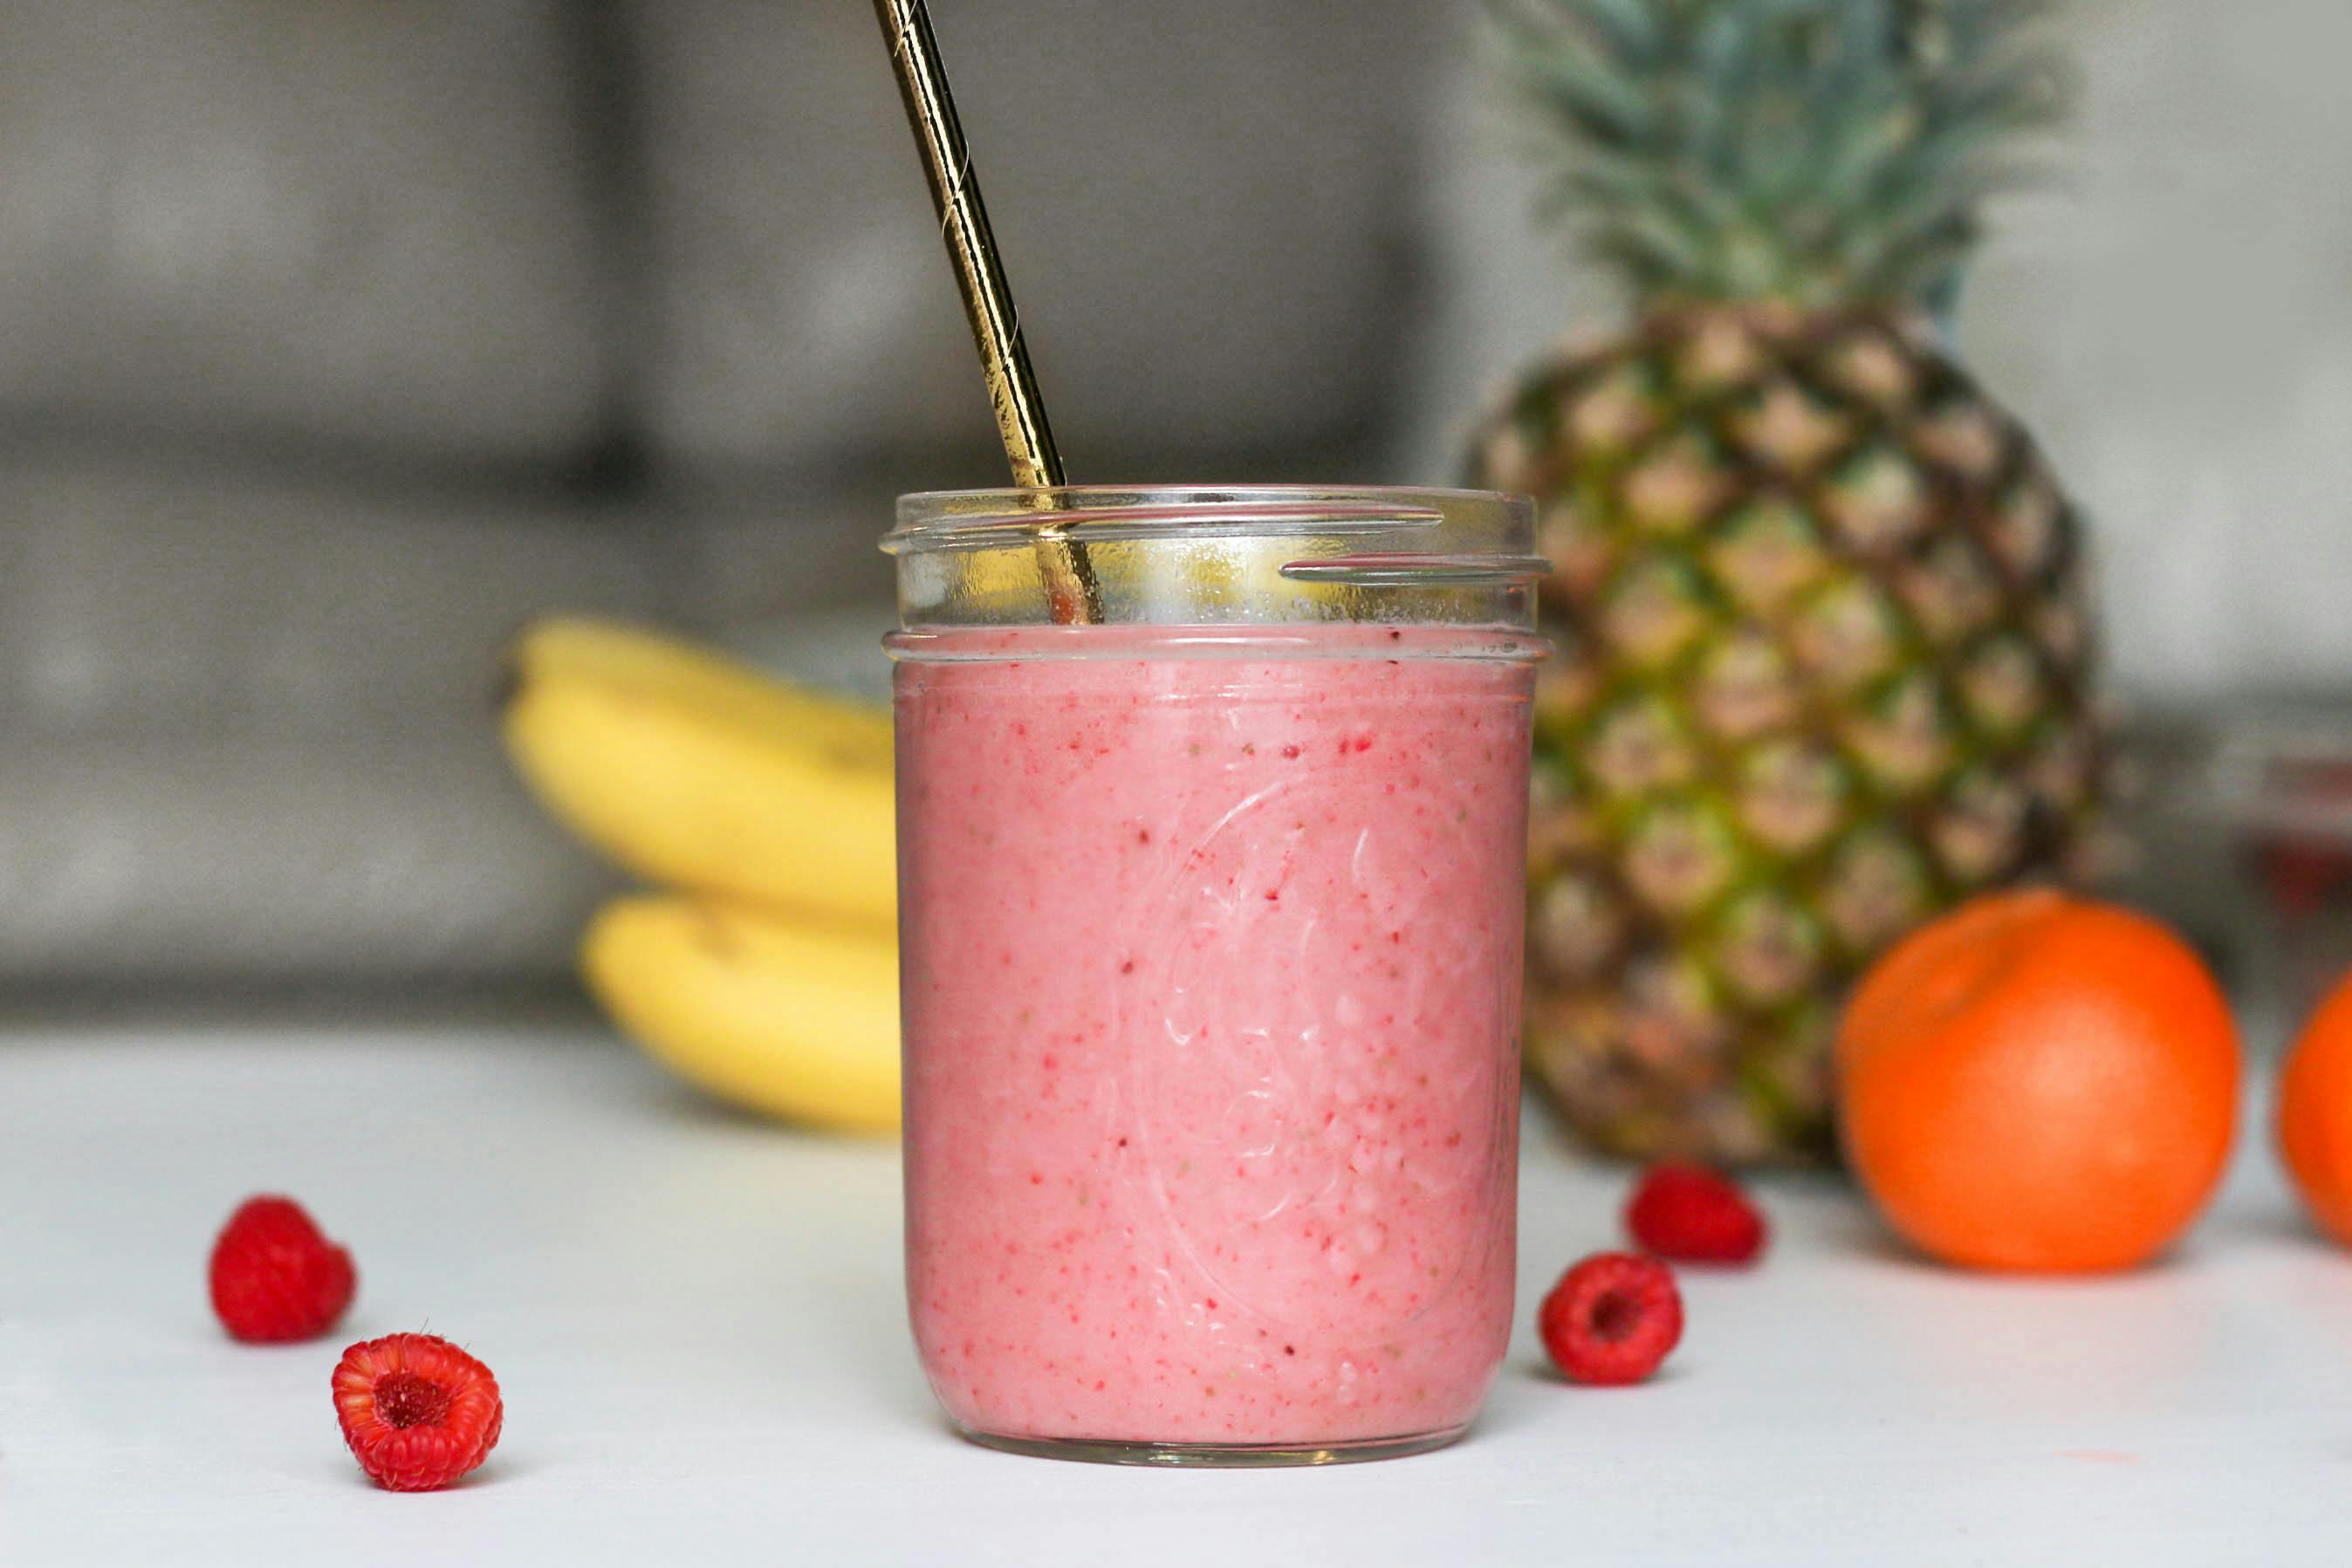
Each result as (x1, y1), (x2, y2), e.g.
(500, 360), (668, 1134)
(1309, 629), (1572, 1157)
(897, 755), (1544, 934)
(1539, 1252), (1683, 1386)
(333, 1332), (504, 1492)
(1624, 1162), (1768, 1265)
(208, 1195), (357, 1343)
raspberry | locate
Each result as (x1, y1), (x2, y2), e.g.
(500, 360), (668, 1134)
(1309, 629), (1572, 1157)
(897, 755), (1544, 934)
(1625, 1163), (1768, 1265)
(208, 1195), (356, 1343)
(333, 1333), (504, 1492)
(1539, 1252), (1683, 1386)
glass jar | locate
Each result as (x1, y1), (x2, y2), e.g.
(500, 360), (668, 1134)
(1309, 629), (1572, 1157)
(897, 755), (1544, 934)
(884, 486), (1546, 1465)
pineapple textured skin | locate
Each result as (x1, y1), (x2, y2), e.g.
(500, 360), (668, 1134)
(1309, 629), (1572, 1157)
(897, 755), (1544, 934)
(1478, 305), (2102, 1163)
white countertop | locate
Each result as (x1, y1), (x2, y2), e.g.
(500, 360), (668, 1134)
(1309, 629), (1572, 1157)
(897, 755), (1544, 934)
(2, 1017), (2341, 1565)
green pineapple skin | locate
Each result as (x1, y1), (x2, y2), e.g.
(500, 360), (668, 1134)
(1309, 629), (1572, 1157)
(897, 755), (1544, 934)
(1475, 0), (2092, 1163)
(1479, 305), (2102, 1165)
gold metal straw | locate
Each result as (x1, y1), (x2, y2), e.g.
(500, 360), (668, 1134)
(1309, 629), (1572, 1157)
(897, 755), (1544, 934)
(871, 0), (1100, 623)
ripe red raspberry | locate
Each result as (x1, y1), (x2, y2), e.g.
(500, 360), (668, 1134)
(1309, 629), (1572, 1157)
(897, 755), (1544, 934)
(333, 1332), (504, 1492)
(208, 1195), (356, 1342)
(1625, 1162), (1768, 1265)
(1539, 1252), (1683, 1386)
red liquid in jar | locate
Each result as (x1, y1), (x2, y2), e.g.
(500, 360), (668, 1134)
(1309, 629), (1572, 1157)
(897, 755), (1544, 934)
(896, 625), (1533, 1449)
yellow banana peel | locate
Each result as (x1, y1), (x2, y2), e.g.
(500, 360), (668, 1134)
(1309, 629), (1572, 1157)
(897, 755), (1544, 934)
(582, 895), (901, 1134)
(500, 616), (896, 929)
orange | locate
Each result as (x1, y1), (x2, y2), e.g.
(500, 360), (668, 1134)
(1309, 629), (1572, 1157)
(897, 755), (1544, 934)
(2277, 969), (2352, 1246)
(1835, 889), (2239, 1272)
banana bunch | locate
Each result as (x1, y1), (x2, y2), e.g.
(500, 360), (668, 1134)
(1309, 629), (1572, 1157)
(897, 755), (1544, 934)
(499, 617), (901, 1133)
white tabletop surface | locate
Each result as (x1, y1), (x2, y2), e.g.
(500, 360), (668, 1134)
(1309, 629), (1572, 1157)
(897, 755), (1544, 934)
(2, 1016), (2342, 1565)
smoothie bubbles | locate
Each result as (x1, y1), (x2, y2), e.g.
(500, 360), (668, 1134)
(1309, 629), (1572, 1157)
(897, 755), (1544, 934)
(887, 491), (1548, 1462)
(866, 1), (1546, 1464)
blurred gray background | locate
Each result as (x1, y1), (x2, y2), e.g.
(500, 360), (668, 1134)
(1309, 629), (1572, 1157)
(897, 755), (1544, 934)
(1, 0), (2345, 997)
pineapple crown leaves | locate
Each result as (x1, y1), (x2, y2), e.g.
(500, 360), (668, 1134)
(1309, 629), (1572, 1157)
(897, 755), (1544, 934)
(1482, 0), (2072, 309)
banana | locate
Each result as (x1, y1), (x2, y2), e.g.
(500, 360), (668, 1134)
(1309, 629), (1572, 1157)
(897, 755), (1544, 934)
(582, 895), (901, 1133)
(500, 617), (896, 928)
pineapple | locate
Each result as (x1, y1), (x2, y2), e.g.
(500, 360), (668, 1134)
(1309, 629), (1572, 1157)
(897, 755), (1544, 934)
(1471, 0), (2102, 1163)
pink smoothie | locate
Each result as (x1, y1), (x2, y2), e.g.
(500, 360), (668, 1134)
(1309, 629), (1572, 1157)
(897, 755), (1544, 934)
(895, 623), (1533, 1451)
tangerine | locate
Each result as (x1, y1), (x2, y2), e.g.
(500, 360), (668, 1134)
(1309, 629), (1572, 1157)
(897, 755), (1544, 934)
(1836, 889), (2239, 1271)
(2277, 969), (2352, 1246)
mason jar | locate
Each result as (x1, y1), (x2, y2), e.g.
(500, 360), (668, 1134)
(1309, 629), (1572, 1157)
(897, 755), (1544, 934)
(885, 486), (1546, 1465)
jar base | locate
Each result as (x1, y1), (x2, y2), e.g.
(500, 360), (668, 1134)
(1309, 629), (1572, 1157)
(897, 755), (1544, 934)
(955, 1421), (1471, 1468)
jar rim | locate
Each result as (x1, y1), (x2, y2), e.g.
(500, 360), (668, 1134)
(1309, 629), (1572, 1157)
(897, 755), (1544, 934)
(883, 484), (1535, 558)
(885, 622), (1551, 663)
(884, 483), (1548, 630)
